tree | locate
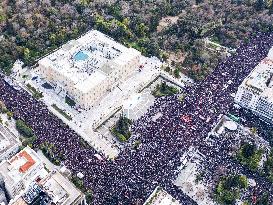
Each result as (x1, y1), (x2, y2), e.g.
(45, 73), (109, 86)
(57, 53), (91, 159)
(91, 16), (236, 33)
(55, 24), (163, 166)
(174, 68), (180, 78)
(136, 23), (149, 37)
(7, 111), (13, 120)
(242, 143), (255, 158)
(111, 116), (132, 142)
(215, 175), (248, 205)
(85, 190), (93, 204)
(23, 47), (31, 63)
(161, 81), (167, 92)
(0, 101), (6, 113)
(257, 193), (269, 205)
(196, 0), (204, 4)
(16, 119), (33, 138)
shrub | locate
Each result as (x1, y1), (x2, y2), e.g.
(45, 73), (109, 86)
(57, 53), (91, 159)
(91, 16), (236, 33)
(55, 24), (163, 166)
(16, 120), (33, 138)
(65, 96), (76, 107)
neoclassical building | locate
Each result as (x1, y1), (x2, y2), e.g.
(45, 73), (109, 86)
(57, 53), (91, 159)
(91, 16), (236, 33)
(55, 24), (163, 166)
(38, 30), (141, 109)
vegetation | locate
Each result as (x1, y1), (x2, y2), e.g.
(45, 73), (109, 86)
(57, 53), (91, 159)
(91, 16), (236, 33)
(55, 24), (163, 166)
(133, 140), (141, 150)
(178, 94), (186, 102)
(26, 83), (43, 99)
(16, 119), (33, 137)
(173, 68), (180, 78)
(40, 142), (64, 166)
(52, 104), (72, 120)
(215, 175), (248, 205)
(111, 116), (132, 142)
(71, 175), (92, 204)
(1, 1), (273, 80)
(65, 96), (76, 107)
(6, 111), (13, 120)
(256, 192), (269, 205)
(262, 149), (273, 182)
(71, 176), (84, 190)
(15, 119), (37, 147)
(0, 101), (8, 113)
(236, 142), (263, 171)
(152, 81), (179, 97)
(195, 172), (205, 183)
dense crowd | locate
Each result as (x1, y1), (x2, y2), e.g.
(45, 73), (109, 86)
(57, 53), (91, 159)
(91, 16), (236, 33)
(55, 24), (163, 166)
(198, 119), (273, 203)
(0, 32), (273, 204)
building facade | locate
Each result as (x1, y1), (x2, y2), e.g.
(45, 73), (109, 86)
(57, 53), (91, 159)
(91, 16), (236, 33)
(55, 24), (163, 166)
(235, 47), (273, 123)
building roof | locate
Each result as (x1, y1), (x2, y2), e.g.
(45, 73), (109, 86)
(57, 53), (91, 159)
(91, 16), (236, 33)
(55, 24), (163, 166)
(40, 171), (83, 205)
(0, 147), (43, 189)
(39, 30), (140, 94)
(241, 48), (273, 102)
(144, 187), (181, 205)
(10, 197), (27, 205)
(17, 151), (36, 173)
(0, 125), (20, 159)
(74, 70), (107, 93)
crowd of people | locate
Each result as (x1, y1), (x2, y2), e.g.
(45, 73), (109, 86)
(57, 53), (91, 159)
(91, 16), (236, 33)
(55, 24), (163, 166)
(0, 32), (273, 205)
(198, 117), (273, 203)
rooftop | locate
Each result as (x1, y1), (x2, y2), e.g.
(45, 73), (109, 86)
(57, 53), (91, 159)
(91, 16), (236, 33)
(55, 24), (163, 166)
(0, 147), (43, 189)
(10, 197), (27, 205)
(242, 46), (273, 101)
(40, 171), (83, 205)
(0, 125), (20, 158)
(144, 187), (181, 205)
(39, 30), (140, 93)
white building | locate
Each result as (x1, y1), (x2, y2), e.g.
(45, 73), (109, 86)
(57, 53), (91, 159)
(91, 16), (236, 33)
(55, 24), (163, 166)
(37, 30), (141, 109)
(0, 146), (47, 199)
(143, 187), (181, 205)
(3, 147), (86, 205)
(39, 171), (85, 205)
(235, 47), (273, 123)
(0, 124), (20, 162)
(10, 171), (86, 205)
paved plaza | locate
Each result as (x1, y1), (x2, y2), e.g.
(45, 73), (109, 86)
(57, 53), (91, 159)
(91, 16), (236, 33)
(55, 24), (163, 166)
(174, 160), (215, 205)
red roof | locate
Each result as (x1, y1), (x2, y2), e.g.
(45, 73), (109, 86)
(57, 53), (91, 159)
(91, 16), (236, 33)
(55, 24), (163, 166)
(18, 151), (36, 173)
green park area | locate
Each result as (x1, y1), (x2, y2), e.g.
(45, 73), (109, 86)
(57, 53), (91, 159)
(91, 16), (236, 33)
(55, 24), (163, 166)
(152, 82), (179, 97)
(236, 142), (263, 171)
(111, 116), (132, 142)
(215, 174), (248, 205)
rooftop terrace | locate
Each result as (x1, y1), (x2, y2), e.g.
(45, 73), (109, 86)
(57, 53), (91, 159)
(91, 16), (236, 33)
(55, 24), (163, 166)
(0, 147), (44, 191)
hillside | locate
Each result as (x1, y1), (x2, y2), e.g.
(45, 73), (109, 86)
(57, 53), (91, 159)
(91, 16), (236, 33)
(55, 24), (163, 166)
(1, 0), (273, 80)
